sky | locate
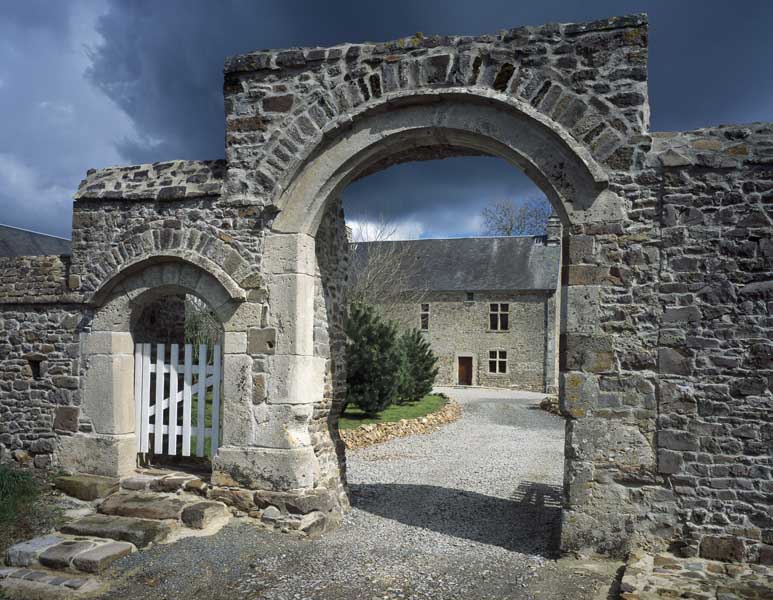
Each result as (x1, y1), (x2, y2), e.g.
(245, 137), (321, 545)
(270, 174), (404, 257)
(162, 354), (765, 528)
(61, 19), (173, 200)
(1, 1), (772, 240)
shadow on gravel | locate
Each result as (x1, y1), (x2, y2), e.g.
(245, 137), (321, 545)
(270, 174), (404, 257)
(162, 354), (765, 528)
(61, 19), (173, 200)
(350, 481), (563, 557)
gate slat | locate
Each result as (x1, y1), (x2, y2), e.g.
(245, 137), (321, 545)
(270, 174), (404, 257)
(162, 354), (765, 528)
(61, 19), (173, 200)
(196, 344), (207, 457)
(133, 344), (143, 451)
(140, 343), (151, 453)
(182, 344), (193, 456)
(154, 344), (165, 454)
(211, 344), (221, 455)
(168, 344), (179, 456)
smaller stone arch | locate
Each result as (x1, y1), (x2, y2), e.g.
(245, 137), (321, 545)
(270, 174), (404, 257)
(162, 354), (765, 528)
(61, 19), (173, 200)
(59, 257), (257, 478)
(90, 251), (247, 309)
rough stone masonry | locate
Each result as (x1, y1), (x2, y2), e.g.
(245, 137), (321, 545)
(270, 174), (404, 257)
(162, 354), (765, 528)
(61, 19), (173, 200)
(0, 14), (770, 563)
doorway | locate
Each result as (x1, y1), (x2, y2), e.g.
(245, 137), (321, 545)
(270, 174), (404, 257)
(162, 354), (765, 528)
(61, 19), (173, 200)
(458, 356), (473, 386)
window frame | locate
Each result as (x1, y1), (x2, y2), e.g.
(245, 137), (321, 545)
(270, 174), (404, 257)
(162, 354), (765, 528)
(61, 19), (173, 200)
(488, 303), (510, 331)
(487, 349), (508, 374)
(420, 303), (430, 331)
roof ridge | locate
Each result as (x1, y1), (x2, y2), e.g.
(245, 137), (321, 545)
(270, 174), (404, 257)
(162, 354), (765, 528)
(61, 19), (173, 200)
(0, 223), (71, 241)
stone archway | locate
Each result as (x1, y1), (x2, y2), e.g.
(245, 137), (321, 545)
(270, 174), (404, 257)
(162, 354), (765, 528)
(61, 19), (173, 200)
(58, 258), (258, 480)
(223, 15), (661, 556)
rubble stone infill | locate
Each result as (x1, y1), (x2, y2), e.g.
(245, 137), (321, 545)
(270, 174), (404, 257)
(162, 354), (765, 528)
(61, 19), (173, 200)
(338, 399), (462, 450)
(620, 550), (773, 600)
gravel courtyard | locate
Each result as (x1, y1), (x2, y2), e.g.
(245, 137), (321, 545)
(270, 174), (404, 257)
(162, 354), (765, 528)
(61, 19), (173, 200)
(104, 387), (621, 599)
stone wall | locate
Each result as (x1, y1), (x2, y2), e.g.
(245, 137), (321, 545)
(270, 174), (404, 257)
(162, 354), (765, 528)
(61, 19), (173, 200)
(0, 254), (85, 466)
(648, 124), (773, 563)
(382, 290), (556, 392)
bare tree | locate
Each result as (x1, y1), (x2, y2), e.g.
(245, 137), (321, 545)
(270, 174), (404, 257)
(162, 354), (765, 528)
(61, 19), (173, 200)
(481, 195), (553, 236)
(348, 218), (429, 314)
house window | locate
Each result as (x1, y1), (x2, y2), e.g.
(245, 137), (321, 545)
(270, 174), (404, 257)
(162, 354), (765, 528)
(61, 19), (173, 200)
(420, 303), (430, 330)
(489, 303), (509, 331)
(466, 292), (474, 301)
(488, 350), (507, 374)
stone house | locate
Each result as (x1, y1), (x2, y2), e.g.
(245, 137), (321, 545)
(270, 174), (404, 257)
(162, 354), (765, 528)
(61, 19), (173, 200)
(351, 218), (561, 393)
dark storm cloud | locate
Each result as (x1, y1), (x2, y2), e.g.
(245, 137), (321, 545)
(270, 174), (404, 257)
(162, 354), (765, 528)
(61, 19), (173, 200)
(1, 0), (772, 237)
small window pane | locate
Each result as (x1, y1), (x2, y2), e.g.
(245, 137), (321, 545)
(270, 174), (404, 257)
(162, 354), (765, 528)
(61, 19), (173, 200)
(489, 314), (498, 330)
(498, 360), (506, 373)
(489, 350), (496, 359)
(466, 292), (474, 301)
(500, 313), (509, 331)
(421, 303), (429, 312)
(489, 360), (497, 373)
(420, 314), (429, 330)
(500, 351), (507, 359)
(490, 303), (498, 313)
(501, 303), (509, 312)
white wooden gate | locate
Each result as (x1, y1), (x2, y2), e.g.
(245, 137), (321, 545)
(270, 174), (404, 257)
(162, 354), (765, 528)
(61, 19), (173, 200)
(134, 343), (221, 458)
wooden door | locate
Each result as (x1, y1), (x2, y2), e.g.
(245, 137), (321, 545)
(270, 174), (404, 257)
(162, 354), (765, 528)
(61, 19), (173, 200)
(458, 357), (473, 386)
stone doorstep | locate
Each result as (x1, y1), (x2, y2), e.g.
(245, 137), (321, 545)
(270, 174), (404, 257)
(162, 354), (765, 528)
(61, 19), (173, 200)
(0, 566), (101, 597)
(61, 514), (175, 549)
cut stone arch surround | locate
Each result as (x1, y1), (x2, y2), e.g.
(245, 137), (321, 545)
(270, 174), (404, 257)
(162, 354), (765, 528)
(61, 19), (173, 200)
(270, 94), (621, 235)
(60, 257), (318, 487)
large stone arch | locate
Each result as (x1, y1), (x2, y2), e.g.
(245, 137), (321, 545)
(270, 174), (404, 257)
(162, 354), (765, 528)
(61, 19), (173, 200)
(271, 93), (619, 235)
(219, 14), (662, 556)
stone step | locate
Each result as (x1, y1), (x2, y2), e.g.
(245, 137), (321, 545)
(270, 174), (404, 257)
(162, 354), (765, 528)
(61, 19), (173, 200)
(120, 471), (206, 494)
(0, 567), (101, 598)
(5, 534), (136, 574)
(60, 514), (174, 548)
(55, 474), (120, 501)
(99, 491), (188, 520)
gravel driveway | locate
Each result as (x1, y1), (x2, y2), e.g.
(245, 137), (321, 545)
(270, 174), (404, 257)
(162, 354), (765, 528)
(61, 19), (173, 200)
(104, 387), (620, 599)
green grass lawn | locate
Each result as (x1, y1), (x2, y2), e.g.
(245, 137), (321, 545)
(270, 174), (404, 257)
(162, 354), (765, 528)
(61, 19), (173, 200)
(338, 394), (447, 430)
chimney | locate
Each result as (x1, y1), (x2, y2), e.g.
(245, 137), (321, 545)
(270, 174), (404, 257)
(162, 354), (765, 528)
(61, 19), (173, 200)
(546, 214), (562, 246)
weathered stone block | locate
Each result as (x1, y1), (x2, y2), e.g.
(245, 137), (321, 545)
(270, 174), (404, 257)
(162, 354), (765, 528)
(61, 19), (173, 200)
(181, 502), (230, 529)
(658, 348), (692, 376)
(60, 515), (173, 548)
(53, 406), (80, 432)
(658, 429), (699, 452)
(99, 492), (187, 520)
(58, 433), (136, 478)
(39, 541), (97, 570)
(55, 474), (119, 501)
(81, 353), (135, 434)
(71, 542), (135, 573)
(212, 446), (320, 491)
(699, 535), (745, 562)
(248, 328), (277, 355)
(5, 536), (64, 567)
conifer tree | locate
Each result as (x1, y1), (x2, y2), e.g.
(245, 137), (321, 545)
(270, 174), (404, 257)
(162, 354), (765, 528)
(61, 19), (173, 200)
(398, 329), (439, 403)
(344, 303), (402, 416)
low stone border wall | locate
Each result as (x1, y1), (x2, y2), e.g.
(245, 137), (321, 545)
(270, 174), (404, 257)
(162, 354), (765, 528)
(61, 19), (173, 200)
(339, 400), (462, 450)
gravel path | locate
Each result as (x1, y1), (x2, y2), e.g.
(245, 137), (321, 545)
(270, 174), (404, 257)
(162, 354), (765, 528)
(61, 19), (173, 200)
(104, 387), (608, 600)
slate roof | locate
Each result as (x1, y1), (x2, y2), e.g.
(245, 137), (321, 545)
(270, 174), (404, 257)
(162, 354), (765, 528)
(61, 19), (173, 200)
(351, 236), (560, 292)
(0, 224), (71, 257)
